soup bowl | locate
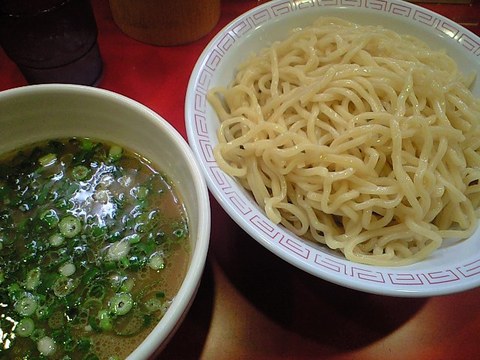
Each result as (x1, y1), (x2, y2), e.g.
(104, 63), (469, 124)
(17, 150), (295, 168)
(186, 0), (480, 297)
(0, 84), (211, 358)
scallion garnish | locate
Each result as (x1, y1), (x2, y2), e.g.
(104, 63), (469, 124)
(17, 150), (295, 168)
(109, 292), (133, 316)
(58, 215), (82, 238)
(16, 317), (35, 337)
(0, 138), (189, 358)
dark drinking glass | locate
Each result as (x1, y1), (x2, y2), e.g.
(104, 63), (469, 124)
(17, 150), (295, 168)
(0, 0), (103, 85)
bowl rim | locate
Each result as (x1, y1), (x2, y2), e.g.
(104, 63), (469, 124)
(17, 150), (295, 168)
(185, 0), (480, 297)
(0, 84), (212, 359)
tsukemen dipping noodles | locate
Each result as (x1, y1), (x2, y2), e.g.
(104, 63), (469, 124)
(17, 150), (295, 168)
(0, 138), (190, 359)
(209, 17), (480, 267)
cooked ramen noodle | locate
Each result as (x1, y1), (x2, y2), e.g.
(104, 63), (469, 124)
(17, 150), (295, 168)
(208, 17), (480, 266)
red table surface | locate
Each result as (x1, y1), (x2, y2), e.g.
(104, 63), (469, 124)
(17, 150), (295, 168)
(1, 1), (480, 359)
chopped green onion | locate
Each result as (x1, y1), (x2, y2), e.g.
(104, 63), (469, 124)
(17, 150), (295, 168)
(87, 283), (106, 300)
(120, 278), (134, 293)
(30, 328), (46, 342)
(25, 268), (41, 290)
(82, 298), (103, 313)
(90, 225), (107, 238)
(107, 240), (130, 261)
(108, 273), (125, 289)
(77, 338), (93, 353)
(173, 228), (185, 238)
(63, 338), (76, 353)
(134, 186), (149, 200)
(55, 197), (72, 211)
(109, 293), (133, 316)
(8, 283), (22, 299)
(49, 233), (65, 247)
(125, 233), (141, 244)
(108, 145), (123, 161)
(15, 317), (35, 337)
(72, 165), (90, 180)
(36, 305), (53, 320)
(97, 309), (113, 331)
(58, 216), (82, 238)
(40, 209), (60, 229)
(38, 153), (57, 167)
(148, 252), (165, 270)
(59, 263), (76, 277)
(119, 256), (130, 269)
(81, 268), (100, 286)
(37, 336), (57, 356)
(15, 294), (38, 316)
(53, 276), (79, 297)
(144, 297), (164, 313)
(80, 138), (95, 150)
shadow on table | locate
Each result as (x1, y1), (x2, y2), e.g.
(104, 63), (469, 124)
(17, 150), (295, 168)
(209, 197), (428, 351)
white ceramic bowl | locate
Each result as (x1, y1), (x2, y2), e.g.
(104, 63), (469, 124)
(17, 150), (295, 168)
(186, 0), (480, 297)
(0, 84), (211, 358)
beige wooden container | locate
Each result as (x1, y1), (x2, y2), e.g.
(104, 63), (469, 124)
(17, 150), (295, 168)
(109, 0), (221, 46)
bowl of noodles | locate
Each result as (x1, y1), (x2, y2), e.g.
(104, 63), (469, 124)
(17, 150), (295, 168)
(185, 0), (480, 296)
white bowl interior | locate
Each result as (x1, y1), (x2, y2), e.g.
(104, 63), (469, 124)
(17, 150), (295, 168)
(186, 0), (480, 296)
(0, 84), (211, 359)
(211, 5), (480, 95)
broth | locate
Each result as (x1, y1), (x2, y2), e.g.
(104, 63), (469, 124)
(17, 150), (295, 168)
(0, 138), (190, 359)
